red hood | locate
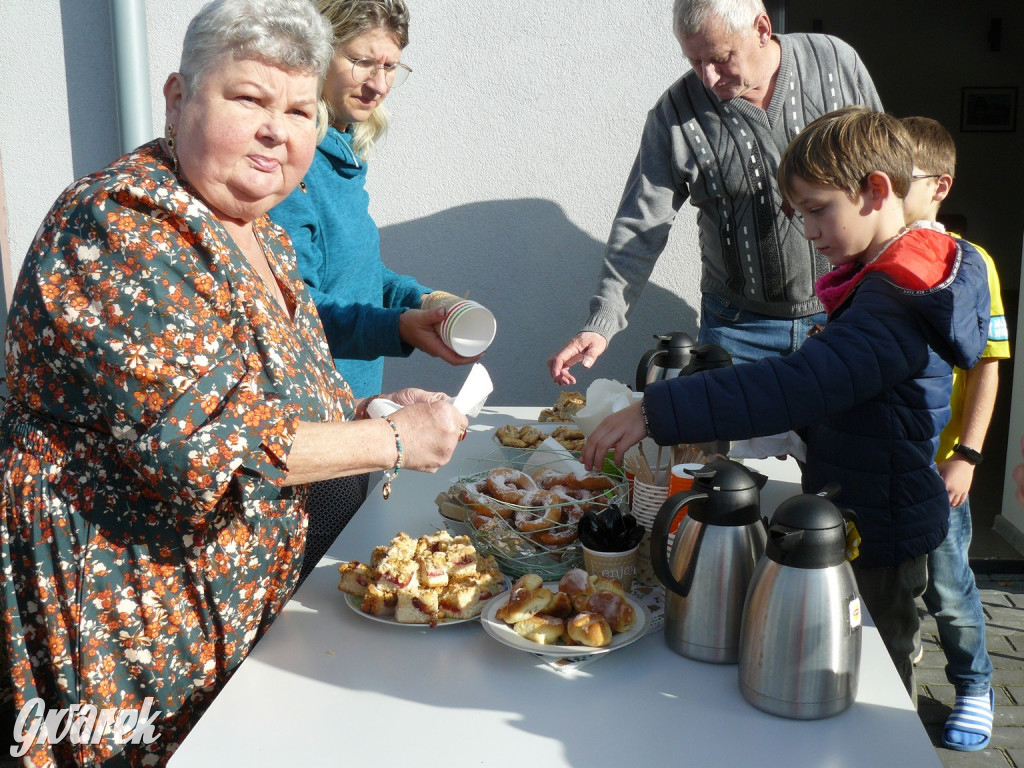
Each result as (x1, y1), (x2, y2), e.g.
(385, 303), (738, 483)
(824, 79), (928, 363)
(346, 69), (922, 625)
(816, 228), (958, 315)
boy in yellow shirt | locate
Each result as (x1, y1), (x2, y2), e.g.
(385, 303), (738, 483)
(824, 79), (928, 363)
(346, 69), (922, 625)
(901, 116), (1010, 751)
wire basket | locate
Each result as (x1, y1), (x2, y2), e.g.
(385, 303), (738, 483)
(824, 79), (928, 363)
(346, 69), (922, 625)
(456, 447), (628, 580)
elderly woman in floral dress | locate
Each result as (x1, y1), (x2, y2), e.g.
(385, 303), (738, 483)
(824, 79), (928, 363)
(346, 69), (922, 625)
(0, 0), (466, 765)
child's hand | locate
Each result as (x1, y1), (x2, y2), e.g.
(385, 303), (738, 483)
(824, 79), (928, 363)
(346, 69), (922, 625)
(581, 402), (647, 471)
(937, 458), (974, 508)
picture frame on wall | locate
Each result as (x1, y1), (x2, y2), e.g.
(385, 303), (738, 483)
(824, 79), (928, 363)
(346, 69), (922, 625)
(960, 87), (1017, 132)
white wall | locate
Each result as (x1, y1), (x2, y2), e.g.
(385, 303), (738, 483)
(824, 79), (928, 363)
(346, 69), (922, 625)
(0, 0), (701, 409)
(4, 1), (1023, 544)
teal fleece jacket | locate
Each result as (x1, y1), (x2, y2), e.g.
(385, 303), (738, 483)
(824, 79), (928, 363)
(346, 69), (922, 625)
(270, 126), (430, 398)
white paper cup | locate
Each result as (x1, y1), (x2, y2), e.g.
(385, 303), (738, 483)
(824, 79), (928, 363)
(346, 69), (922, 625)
(426, 294), (496, 357)
(583, 543), (641, 591)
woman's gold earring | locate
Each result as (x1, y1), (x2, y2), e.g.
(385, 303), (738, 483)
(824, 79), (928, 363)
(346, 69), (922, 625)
(165, 124), (179, 173)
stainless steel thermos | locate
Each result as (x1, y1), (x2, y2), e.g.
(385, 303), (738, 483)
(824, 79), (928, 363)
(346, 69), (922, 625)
(738, 492), (862, 719)
(650, 460), (768, 663)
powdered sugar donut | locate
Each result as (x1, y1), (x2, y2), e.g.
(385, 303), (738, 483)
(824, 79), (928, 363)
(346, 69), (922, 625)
(485, 468), (538, 503)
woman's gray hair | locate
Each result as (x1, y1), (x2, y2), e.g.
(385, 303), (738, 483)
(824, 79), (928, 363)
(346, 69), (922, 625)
(179, 0), (335, 97)
(672, 0), (767, 39)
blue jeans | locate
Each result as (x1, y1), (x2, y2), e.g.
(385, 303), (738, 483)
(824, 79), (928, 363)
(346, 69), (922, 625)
(921, 498), (992, 696)
(698, 293), (827, 364)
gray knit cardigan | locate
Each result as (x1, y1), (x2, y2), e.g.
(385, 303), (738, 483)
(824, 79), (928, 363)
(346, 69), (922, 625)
(582, 33), (882, 341)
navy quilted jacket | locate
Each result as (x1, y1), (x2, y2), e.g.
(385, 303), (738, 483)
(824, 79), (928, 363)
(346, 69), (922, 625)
(643, 229), (990, 567)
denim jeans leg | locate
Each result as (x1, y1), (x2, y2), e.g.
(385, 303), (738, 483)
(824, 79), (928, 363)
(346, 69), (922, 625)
(922, 498), (992, 695)
(697, 294), (826, 364)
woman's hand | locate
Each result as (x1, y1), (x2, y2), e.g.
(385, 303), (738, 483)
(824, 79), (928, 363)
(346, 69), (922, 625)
(581, 402), (647, 471)
(398, 307), (482, 366)
(386, 387), (447, 406)
(388, 400), (468, 473)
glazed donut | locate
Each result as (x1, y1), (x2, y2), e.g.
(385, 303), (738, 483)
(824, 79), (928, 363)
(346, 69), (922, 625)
(470, 510), (497, 529)
(515, 505), (563, 533)
(485, 468), (538, 503)
(532, 524), (578, 548)
(459, 485), (512, 520)
(562, 472), (615, 492)
(563, 505), (586, 525)
(533, 471), (573, 490)
(548, 484), (589, 501)
(512, 489), (559, 509)
(531, 468), (565, 489)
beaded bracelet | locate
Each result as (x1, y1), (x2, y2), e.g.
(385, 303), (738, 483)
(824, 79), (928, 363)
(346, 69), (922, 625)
(381, 416), (403, 500)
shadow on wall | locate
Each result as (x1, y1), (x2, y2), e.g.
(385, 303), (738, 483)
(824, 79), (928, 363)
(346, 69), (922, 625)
(60, 1), (121, 179)
(379, 198), (699, 406)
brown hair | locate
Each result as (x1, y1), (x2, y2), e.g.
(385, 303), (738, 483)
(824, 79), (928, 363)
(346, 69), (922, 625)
(900, 116), (957, 177)
(778, 106), (914, 203)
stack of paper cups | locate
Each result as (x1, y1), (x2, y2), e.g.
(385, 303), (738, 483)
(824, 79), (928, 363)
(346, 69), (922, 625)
(423, 291), (496, 357)
(631, 479), (669, 586)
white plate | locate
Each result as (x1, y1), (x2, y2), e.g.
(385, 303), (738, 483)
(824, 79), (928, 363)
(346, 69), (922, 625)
(479, 581), (649, 657)
(343, 579), (510, 628)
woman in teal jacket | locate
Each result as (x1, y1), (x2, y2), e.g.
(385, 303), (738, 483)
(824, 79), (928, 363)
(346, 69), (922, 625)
(271, 0), (478, 580)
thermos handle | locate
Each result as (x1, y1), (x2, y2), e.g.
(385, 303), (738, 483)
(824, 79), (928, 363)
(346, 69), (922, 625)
(636, 348), (665, 393)
(650, 489), (707, 598)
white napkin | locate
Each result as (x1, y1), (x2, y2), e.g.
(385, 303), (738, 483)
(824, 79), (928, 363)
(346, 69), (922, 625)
(366, 364), (492, 420)
(729, 431), (807, 462)
(449, 363), (493, 417)
(523, 436), (587, 478)
(574, 378), (636, 437)
(365, 398), (403, 419)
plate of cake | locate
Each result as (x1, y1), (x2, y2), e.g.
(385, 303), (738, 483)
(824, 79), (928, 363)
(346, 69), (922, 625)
(337, 530), (508, 627)
(479, 570), (649, 657)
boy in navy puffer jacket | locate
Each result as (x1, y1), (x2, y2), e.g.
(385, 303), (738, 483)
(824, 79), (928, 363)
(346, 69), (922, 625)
(582, 106), (990, 703)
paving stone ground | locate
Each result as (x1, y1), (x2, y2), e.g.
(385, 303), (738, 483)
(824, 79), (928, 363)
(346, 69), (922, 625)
(917, 570), (1024, 767)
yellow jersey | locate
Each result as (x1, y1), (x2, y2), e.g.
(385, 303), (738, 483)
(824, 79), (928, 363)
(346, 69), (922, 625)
(935, 238), (1011, 462)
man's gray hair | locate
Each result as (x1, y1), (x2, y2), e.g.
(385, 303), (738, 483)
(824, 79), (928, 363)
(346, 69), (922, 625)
(179, 0), (334, 96)
(672, 0), (768, 39)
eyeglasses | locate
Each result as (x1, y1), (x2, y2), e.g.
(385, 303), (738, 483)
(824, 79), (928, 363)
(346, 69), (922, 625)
(341, 54), (411, 88)
(911, 174), (942, 181)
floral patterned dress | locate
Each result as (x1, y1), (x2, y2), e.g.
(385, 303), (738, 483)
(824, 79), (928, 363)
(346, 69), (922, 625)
(0, 141), (354, 766)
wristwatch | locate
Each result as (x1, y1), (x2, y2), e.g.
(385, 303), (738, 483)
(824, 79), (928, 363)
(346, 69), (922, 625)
(952, 443), (984, 466)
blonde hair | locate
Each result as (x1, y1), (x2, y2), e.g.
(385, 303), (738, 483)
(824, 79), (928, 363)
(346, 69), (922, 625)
(778, 106), (913, 203)
(315, 0), (410, 159)
(900, 116), (957, 178)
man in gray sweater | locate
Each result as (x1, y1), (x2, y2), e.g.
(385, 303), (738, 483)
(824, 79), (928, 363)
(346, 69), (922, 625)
(548, 0), (881, 384)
